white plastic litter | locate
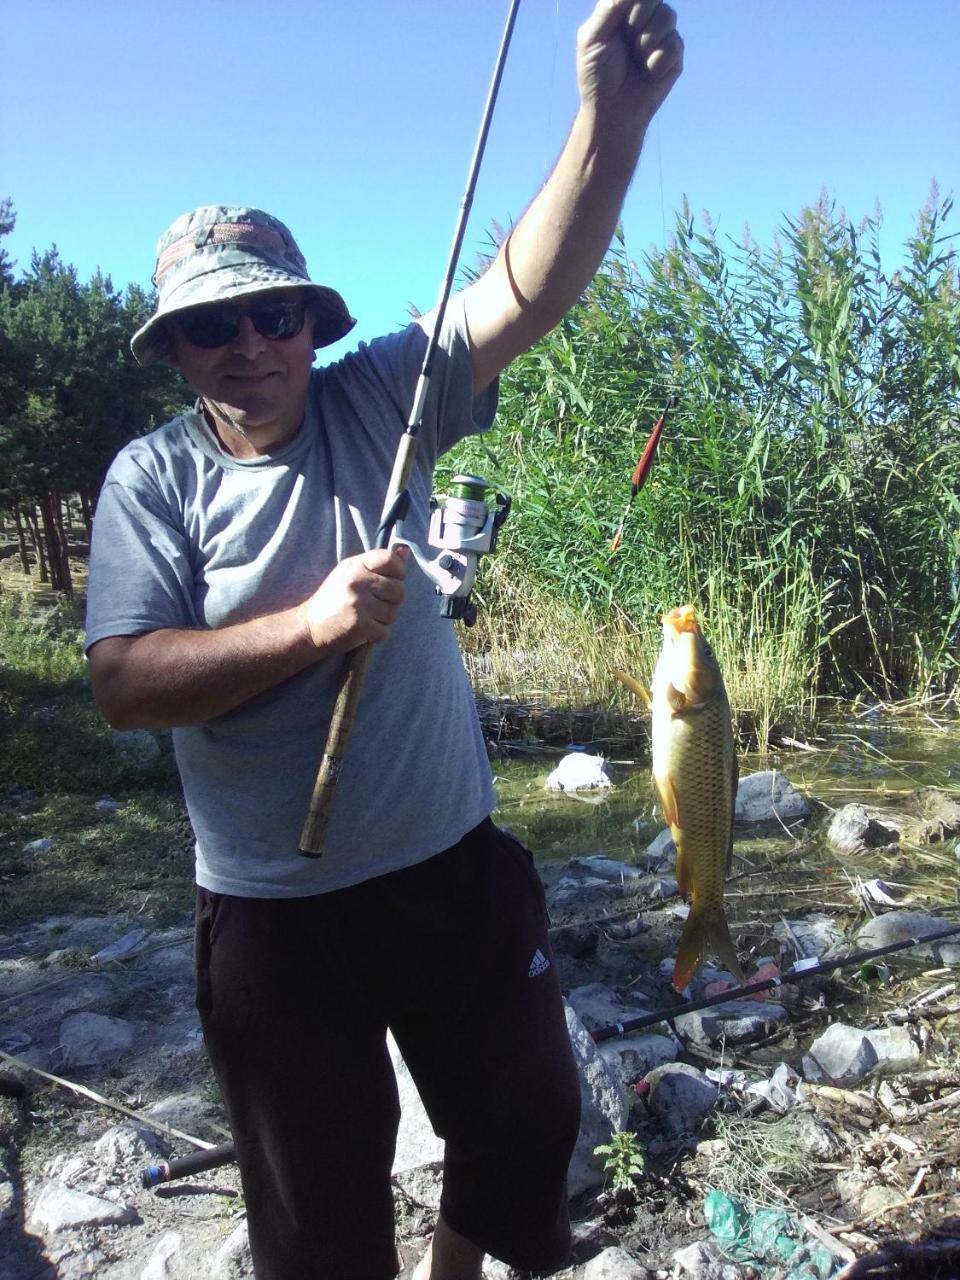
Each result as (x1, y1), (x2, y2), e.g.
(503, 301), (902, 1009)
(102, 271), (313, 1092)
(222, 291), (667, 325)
(544, 753), (612, 792)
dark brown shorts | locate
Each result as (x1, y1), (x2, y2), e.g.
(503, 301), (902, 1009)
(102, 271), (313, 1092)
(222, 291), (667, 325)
(195, 819), (581, 1279)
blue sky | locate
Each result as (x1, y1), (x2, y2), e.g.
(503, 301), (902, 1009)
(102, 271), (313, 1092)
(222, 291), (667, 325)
(4, 1), (958, 361)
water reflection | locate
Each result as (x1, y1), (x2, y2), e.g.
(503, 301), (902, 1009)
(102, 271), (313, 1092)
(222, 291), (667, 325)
(491, 710), (960, 866)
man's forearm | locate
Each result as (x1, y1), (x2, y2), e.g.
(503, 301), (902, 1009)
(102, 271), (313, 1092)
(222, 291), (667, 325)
(462, 0), (682, 391)
(471, 106), (648, 377)
(89, 608), (323, 730)
(89, 546), (409, 730)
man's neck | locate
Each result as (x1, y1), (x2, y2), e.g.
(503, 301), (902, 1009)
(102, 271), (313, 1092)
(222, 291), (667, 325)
(201, 400), (304, 459)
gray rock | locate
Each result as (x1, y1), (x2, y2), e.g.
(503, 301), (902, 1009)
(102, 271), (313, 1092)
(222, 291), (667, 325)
(789, 1110), (840, 1158)
(859, 1184), (904, 1218)
(674, 998), (789, 1048)
(855, 910), (960, 965)
(209, 1221), (253, 1278)
(94, 798), (126, 812)
(23, 837), (56, 853)
(645, 1063), (717, 1137)
(650, 876), (679, 900)
(864, 1026), (921, 1075)
(46, 1241), (111, 1279)
(112, 729), (161, 765)
(673, 1239), (748, 1278)
(802, 1023), (877, 1085)
(564, 1001), (630, 1196)
(547, 874), (633, 911)
(55, 1012), (136, 1069)
(641, 827), (675, 866)
(0, 1166), (16, 1223)
(92, 928), (151, 965)
(583, 1245), (652, 1278)
(735, 770), (811, 826)
(93, 1125), (169, 1181)
(392, 1163), (443, 1213)
(143, 1092), (226, 1142)
(826, 804), (899, 855)
(598, 1033), (679, 1088)
(567, 982), (648, 1032)
(774, 914), (847, 960)
(139, 1231), (185, 1279)
(388, 1033), (444, 1175)
(30, 1182), (135, 1231)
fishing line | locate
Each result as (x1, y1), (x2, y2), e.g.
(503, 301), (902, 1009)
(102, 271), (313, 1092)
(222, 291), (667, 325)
(656, 120), (666, 246)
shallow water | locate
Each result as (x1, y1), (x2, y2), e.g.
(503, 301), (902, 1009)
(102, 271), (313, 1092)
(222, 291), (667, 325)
(491, 707), (960, 866)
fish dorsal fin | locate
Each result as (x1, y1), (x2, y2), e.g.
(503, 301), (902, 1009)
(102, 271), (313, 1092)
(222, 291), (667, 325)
(611, 668), (652, 709)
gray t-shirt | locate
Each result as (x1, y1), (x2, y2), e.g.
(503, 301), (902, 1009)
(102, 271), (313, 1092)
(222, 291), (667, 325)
(85, 298), (498, 897)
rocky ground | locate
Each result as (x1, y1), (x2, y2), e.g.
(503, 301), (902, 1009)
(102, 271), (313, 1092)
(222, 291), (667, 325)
(1, 768), (959, 1279)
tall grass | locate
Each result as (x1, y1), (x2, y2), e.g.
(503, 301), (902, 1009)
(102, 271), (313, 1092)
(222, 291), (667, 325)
(451, 192), (959, 737)
(0, 596), (86, 682)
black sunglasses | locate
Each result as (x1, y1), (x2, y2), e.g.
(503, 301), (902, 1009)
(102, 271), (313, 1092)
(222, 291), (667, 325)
(174, 298), (308, 349)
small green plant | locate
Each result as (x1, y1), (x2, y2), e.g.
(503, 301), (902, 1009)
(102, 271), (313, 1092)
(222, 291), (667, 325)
(594, 1129), (646, 1193)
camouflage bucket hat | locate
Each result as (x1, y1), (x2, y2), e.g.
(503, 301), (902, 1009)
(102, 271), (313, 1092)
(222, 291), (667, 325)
(130, 205), (355, 366)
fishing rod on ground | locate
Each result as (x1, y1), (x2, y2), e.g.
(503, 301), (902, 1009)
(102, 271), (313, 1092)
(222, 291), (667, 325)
(142, 1142), (237, 1189)
(136, 921), (960, 1187)
(299, 0), (521, 857)
(591, 921), (960, 1042)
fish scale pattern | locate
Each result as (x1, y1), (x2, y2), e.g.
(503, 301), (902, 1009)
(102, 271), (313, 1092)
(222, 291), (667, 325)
(670, 694), (734, 911)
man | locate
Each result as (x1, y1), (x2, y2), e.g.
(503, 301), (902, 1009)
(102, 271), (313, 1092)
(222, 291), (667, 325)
(86, 4), (682, 1277)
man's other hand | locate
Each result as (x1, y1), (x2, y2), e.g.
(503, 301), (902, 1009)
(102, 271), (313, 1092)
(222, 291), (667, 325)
(577, 0), (683, 129)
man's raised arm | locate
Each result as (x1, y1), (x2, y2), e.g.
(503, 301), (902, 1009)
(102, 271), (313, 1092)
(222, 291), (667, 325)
(463, 0), (682, 392)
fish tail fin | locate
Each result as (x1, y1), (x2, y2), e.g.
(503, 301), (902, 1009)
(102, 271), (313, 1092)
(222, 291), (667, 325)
(672, 908), (745, 992)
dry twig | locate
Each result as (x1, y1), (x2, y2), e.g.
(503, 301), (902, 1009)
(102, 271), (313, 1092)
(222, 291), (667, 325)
(0, 1049), (218, 1150)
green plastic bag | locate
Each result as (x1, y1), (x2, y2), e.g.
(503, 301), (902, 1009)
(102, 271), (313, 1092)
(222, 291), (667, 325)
(703, 1190), (749, 1247)
(749, 1207), (798, 1261)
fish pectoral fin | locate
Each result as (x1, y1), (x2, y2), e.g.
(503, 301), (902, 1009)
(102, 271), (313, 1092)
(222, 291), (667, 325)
(666, 683), (688, 713)
(611, 668), (652, 709)
(668, 683), (706, 717)
(654, 772), (681, 830)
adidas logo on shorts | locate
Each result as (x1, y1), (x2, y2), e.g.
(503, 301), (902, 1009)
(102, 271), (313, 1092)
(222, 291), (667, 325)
(528, 948), (550, 978)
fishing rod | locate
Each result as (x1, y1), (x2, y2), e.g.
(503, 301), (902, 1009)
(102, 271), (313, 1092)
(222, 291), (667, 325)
(591, 921), (960, 1042)
(142, 1142), (236, 1189)
(299, 0), (522, 857)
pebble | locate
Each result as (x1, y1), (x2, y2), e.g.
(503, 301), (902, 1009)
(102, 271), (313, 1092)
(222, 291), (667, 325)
(583, 1245), (653, 1278)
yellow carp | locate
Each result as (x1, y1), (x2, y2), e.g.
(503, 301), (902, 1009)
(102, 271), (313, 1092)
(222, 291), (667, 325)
(614, 605), (744, 992)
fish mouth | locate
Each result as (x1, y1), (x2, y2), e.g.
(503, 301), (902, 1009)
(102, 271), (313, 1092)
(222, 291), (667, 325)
(661, 604), (701, 635)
